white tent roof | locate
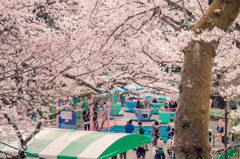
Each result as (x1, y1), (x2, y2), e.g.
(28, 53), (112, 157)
(0, 128), (151, 159)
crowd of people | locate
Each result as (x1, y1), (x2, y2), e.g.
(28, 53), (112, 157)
(152, 118), (175, 159)
(81, 96), (177, 159)
(82, 102), (106, 131)
(110, 119), (176, 159)
(129, 97), (178, 112)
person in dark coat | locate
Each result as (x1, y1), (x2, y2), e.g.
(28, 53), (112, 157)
(136, 100), (141, 109)
(125, 120), (134, 133)
(82, 108), (90, 131)
(169, 101), (175, 112)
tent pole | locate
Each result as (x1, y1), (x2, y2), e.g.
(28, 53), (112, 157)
(56, 99), (60, 128)
(90, 95), (94, 131)
(108, 93), (110, 132)
(150, 142), (152, 159)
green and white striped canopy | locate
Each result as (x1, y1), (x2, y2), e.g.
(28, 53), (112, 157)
(1, 128), (151, 159)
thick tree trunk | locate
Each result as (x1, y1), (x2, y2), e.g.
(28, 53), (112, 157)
(174, 0), (240, 158)
(174, 40), (217, 159)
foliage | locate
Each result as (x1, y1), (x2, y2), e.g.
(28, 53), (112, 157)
(0, 0), (239, 152)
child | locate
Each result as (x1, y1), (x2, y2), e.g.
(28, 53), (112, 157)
(136, 145), (146, 159)
(138, 121), (144, 135)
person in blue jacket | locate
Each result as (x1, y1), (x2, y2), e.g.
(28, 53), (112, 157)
(125, 120), (134, 133)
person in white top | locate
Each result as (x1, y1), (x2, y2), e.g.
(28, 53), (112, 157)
(156, 137), (165, 159)
(87, 96), (91, 105)
(169, 117), (175, 131)
(167, 136), (173, 158)
(96, 107), (105, 131)
(103, 102), (107, 109)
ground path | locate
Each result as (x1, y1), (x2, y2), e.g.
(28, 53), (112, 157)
(104, 108), (229, 158)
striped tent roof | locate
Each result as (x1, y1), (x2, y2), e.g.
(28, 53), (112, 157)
(0, 128), (151, 159)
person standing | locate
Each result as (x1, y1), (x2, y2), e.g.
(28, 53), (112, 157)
(156, 137), (165, 159)
(93, 108), (98, 130)
(217, 118), (224, 144)
(96, 106), (104, 131)
(120, 152), (127, 159)
(136, 145), (146, 159)
(152, 121), (160, 145)
(138, 121), (144, 135)
(111, 155), (117, 159)
(82, 108), (90, 131)
(172, 135), (175, 159)
(125, 120), (134, 133)
(87, 96), (91, 105)
(167, 136), (173, 158)
(169, 117), (175, 131)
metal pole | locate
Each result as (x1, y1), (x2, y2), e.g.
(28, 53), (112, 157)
(228, 97), (230, 110)
(108, 93), (110, 132)
(90, 96), (94, 131)
(56, 99), (60, 128)
(224, 108), (228, 159)
(213, 135), (215, 147)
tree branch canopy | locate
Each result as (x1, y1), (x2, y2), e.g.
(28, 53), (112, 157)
(175, 0), (240, 158)
(193, 0), (240, 32)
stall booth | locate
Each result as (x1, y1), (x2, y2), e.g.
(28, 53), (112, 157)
(0, 128), (151, 159)
(57, 98), (83, 130)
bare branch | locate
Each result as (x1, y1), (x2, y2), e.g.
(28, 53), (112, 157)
(196, 0), (204, 16)
(181, 0), (190, 29)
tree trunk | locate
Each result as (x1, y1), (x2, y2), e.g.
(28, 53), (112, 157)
(174, 0), (240, 158)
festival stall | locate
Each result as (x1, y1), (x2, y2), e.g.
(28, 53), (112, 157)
(0, 128), (151, 159)
(57, 98), (82, 130)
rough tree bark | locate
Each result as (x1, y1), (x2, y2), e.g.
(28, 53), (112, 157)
(174, 0), (240, 158)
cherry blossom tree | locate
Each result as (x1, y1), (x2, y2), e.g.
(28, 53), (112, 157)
(0, 0), (240, 158)
(174, 0), (240, 158)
